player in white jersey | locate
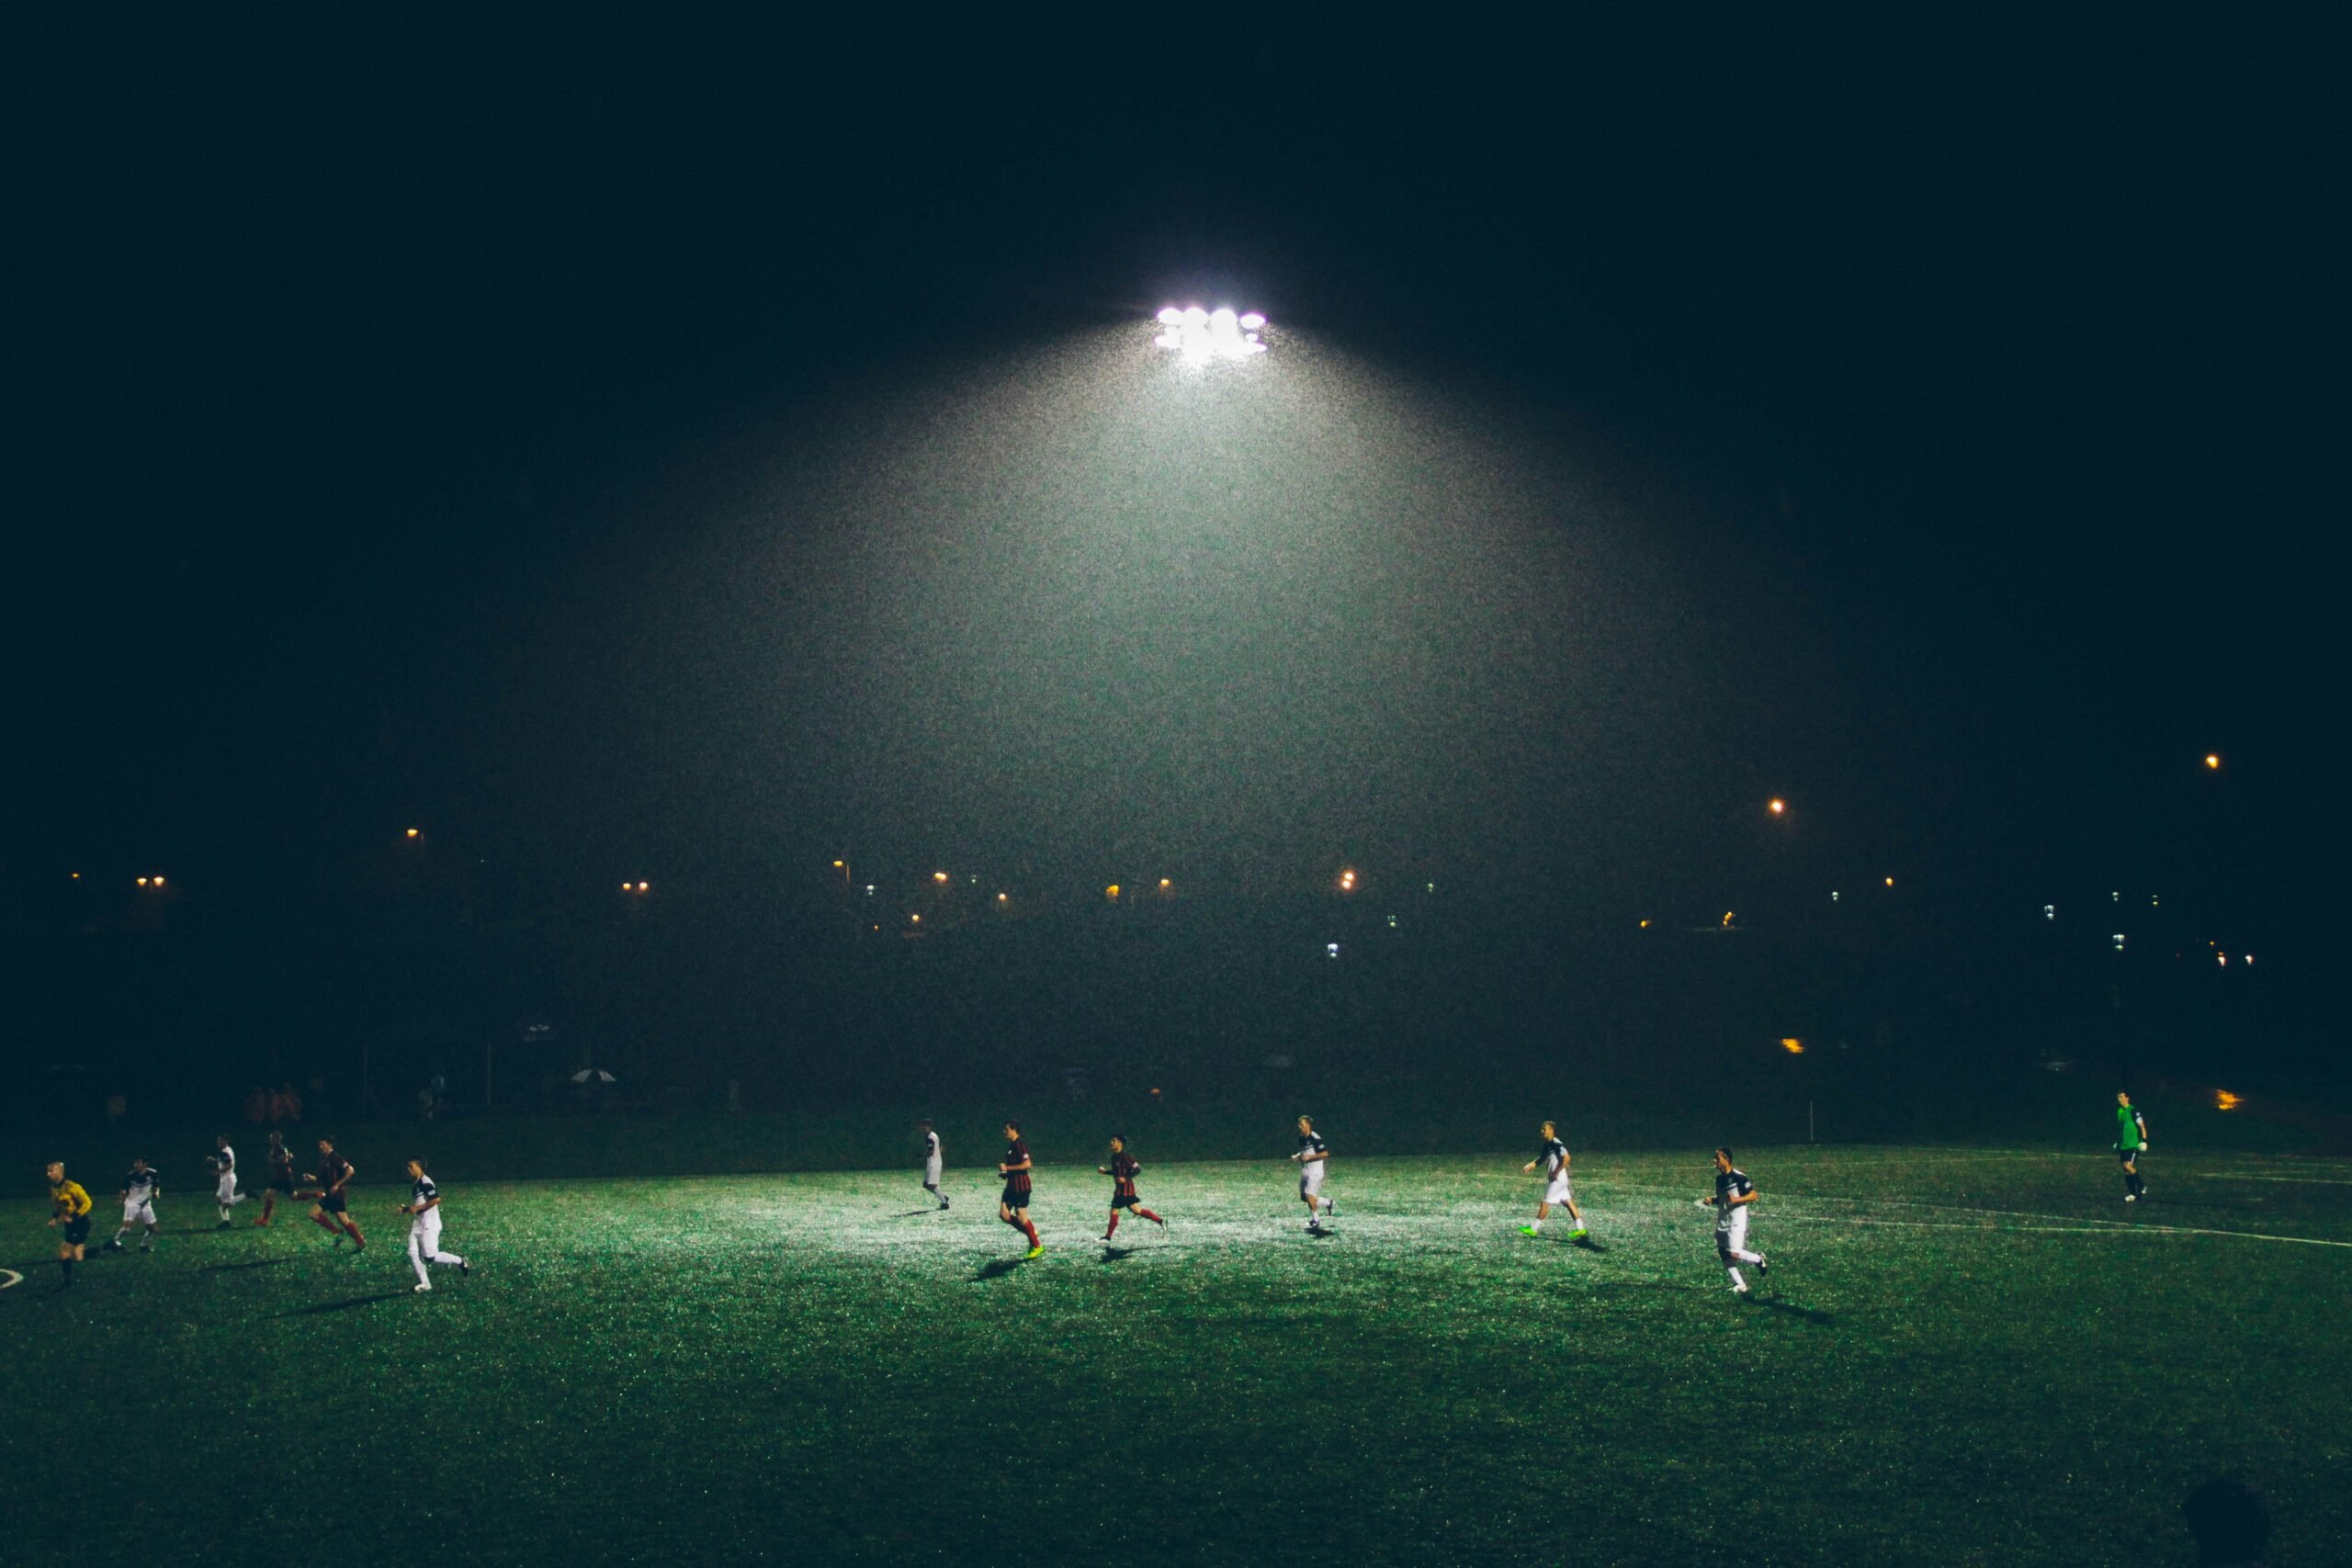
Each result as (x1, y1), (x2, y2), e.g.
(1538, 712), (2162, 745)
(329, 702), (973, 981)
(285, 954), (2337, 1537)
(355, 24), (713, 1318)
(207, 1134), (248, 1227)
(918, 1119), (947, 1211)
(1517, 1122), (1589, 1241)
(1290, 1115), (1337, 1233)
(398, 1158), (469, 1292)
(1698, 1147), (1769, 1294)
(107, 1158), (163, 1252)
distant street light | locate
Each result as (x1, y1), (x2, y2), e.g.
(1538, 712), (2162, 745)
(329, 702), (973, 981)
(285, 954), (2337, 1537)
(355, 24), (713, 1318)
(1768, 798), (1786, 816)
(1337, 869), (1357, 893)
(405, 828), (422, 840)
(2204, 753), (2222, 770)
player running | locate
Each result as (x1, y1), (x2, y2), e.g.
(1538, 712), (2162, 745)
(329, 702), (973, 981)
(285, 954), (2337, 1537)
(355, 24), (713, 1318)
(1290, 1115), (1337, 1233)
(397, 1159), (469, 1292)
(106, 1158), (163, 1252)
(1097, 1134), (1166, 1241)
(207, 1134), (248, 1228)
(1698, 1147), (1769, 1295)
(255, 1131), (297, 1226)
(2115, 1091), (2151, 1202)
(996, 1121), (1044, 1258)
(919, 1119), (948, 1211)
(1518, 1121), (1589, 1241)
(46, 1162), (94, 1288)
(303, 1137), (367, 1251)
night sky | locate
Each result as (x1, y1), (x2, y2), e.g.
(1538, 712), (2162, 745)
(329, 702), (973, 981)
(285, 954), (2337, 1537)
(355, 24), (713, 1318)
(15, 14), (2337, 950)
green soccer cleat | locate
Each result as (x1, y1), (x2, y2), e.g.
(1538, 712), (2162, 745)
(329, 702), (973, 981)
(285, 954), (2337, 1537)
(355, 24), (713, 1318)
(1024, 1245), (1045, 1259)
(1569, 1228), (1589, 1240)
(1517, 1225), (1540, 1237)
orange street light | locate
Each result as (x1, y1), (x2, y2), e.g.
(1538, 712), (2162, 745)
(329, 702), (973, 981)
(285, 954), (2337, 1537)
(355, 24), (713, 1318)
(996, 892), (1009, 904)
(2204, 753), (2221, 770)
(1158, 877), (1171, 890)
(1768, 798), (1786, 816)
(1105, 884), (1121, 900)
(1338, 869), (1357, 892)
(933, 871), (949, 885)
(1883, 876), (1895, 887)
(1780, 1038), (1805, 1055)
(405, 827), (422, 840)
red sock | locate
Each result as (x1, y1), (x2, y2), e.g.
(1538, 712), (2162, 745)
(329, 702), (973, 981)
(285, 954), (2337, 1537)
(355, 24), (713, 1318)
(1105, 1212), (1120, 1237)
(311, 1213), (339, 1234)
(344, 1222), (367, 1247)
(1136, 1208), (1163, 1224)
(1023, 1220), (1041, 1247)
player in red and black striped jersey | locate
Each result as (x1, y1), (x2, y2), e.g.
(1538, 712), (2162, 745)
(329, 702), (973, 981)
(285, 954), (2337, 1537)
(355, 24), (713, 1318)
(1096, 1134), (1166, 1241)
(303, 1137), (367, 1251)
(995, 1122), (1044, 1258)
(255, 1131), (297, 1226)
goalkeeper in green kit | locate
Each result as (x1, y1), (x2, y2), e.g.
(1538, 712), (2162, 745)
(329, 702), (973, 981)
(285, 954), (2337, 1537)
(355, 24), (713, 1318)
(2113, 1091), (2150, 1202)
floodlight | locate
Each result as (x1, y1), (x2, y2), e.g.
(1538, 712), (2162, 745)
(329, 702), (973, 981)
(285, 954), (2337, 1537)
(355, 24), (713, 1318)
(1152, 304), (1272, 362)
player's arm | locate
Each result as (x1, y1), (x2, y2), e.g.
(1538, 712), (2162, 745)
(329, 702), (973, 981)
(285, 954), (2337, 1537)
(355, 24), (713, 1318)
(1728, 1186), (1758, 1208)
(1003, 1156), (1031, 1173)
(2136, 1112), (2150, 1147)
(410, 1192), (439, 1214)
(332, 1164), (355, 1193)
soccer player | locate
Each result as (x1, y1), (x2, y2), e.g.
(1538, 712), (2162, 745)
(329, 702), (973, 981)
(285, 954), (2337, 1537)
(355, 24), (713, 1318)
(397, 1158), (469, 1292)
(2115, 1090), (2151, 1202)
(1290, 1115), (1337, 1233)
(207, 1134), (248, 1228)
(255, 1131), (297, 1226)
(995, 1121), (1043, 1258)
(107, 1157), (163, 1252)
(304, 1137), (367, 1251)
(1518, 1121), (1588, 1240)
(1700, 1147), (1768, 1294)
(919, 1118), (947, 1211)
(1097, 1134), (1166, 1241)
(46, 1162), (94, 1287)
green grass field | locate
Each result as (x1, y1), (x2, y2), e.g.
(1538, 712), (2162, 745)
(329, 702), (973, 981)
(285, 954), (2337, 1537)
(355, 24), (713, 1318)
(6, 1145), (2346, 1565)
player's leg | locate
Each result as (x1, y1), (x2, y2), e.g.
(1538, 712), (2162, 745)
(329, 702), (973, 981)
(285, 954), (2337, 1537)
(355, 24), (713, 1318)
(341, 1212), (368, 1249)
(1102, 1206), (1119, 1240)
(257, 1190), (277, 1225)
(1136, 1205), (1164, 1227)
(309, 1203), (342, 1236)
(408, 1223), (433, 1290)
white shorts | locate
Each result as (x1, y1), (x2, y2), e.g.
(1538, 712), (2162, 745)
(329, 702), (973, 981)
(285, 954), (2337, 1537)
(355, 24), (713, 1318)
(1299, 1163), (1326, 1199)
(923, 1159), (944, 1187)
(216, 1172), (239, 1202)
(123, 1199), (156, 1226)
(1544, 1175), (1576, 1207)
(410, 1211), (443, 1250)
(1717, 1208), (1750, 1252)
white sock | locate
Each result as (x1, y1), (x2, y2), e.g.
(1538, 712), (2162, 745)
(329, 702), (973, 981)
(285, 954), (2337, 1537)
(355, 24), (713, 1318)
(218, 1205), (232, 1223)
(113, 1227), (132, 1244)
(1528, 1218), (1543, 1231)
(1726, 1268), (1747, 1290)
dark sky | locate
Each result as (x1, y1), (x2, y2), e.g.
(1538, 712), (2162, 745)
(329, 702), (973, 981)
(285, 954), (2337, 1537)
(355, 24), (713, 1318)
(14, 13), (2339, 931)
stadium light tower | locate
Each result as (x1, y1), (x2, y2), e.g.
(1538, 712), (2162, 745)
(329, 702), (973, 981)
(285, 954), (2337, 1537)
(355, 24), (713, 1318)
(1154, 305), (1270, 364)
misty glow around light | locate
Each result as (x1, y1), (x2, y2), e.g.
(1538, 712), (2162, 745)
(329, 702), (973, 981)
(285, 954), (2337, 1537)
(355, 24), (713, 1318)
(1154, 303), (1269, 363)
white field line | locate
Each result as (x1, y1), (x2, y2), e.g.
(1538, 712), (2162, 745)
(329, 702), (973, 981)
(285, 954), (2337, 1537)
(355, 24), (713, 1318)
(0, 1268), (21, 1291)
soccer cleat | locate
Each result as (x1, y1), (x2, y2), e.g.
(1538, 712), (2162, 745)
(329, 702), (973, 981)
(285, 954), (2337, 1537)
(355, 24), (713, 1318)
(1755, 1255), (1769, 1278)
(1100, 1233), (1115, 1242)
(2124, 1193), (2137, 1202)
(1569, 1228), (1589, 1240)
(1024, 1244), (1045, 1259)
(1518, 1225), (1540, 1237)
(1326, 1198), (1339, 1216)
(1732, 1282), (1750, 1295)
(254, 1218), (270, 1227)
(1152, 1213), (1167, 1230)
(458, 1258), (469, 1276)
(413, 1282), (433, 1293)
(215, 1220), (233, 1231)
(103, 1239), (124, 1252)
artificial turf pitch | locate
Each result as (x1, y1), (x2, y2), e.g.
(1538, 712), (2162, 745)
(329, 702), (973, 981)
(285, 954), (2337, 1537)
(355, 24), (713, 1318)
(5, 1145), (2346, 1566)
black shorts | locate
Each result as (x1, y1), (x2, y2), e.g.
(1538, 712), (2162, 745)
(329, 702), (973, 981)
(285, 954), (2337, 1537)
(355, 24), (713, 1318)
(62, 1215), (92, 1246)
(268, 1172), (296, 1195)
(315, 1190), (348, 1214)
(1110, 1192), (1140, 1211)
(1001, 1183), (1031, 1211)
(2118, 1147), (2142, 1164)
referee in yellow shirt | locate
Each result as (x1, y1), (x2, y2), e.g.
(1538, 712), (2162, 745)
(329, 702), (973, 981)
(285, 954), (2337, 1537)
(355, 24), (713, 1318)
(46, 1162), (94, 1288)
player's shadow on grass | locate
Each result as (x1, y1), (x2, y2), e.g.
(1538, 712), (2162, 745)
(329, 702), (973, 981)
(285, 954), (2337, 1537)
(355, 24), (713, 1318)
(1571, 1235), (1610, 1254)
(278, 1291), (410, 1316)
(895, 1208), (942, 1218)
(1098, 1246), (1138, 1263)
(969, 1258), (1026, 1282)
(1750, 1296), (1835, 1325)
(201, 1257), (293, 1273)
